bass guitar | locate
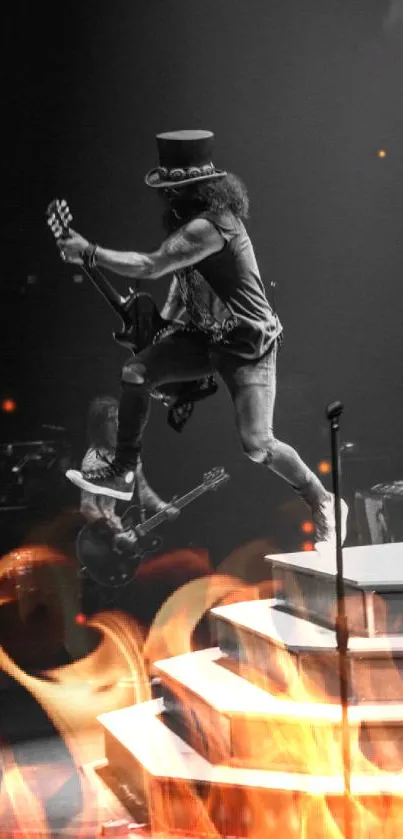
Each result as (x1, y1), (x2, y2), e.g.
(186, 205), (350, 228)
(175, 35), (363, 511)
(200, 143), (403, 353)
(76, 466), (229, 587)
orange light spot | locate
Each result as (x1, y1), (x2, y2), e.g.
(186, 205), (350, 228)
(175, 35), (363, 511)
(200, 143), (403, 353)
(377, 149), (387, 158)
(302, 540), (314, 552)
(75, 612), (87, 625)
(301, 520), (314, 534)
(1, 398), (17, 414)
(317, 459), (331, 475)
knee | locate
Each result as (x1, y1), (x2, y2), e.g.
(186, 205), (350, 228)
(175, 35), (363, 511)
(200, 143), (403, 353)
(241, 432), (276, 465)
(122, 359), (147, 385)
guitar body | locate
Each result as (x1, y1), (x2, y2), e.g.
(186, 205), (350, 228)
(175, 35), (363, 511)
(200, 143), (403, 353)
(113, 291), (171, 353)
(76, 505), (163, 588)
(76, 466), (230, 589)
(113, 292), (186, 405)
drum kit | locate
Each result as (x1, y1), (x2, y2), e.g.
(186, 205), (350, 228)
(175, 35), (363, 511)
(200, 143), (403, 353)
(0, 433), (77, 668)
(0, 430), (75, 561)
(0, 429), (72, 510)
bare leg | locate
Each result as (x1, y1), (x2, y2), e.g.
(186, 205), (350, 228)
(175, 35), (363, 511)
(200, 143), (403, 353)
(214, 342), (347, 544)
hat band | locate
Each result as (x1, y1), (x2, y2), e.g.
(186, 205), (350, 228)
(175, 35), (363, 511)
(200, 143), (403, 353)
(157, 162), (216, 182)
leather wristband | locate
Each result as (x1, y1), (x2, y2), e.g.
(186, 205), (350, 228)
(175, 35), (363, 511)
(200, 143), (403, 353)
(84, 243), (98, 269)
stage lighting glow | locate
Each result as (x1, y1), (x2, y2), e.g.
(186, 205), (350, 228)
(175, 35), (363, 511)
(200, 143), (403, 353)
(377, 149), (387, 158)
(317, 459), (331, 475)
(301, 520), (314, 534)
(302, 540), (314, 552)
(1, 398), (17, 414)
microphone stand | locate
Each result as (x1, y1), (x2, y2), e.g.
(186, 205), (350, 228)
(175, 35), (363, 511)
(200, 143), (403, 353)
(326, 401), (353, 839)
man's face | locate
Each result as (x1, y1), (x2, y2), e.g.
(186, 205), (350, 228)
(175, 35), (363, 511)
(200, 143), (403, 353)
(159, 186), (186, 207)
(158, 185), (195, 228)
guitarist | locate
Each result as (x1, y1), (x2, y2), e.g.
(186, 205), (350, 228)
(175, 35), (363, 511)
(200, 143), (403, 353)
(60, 129), (348, 551)
(80, 395), (178, 547)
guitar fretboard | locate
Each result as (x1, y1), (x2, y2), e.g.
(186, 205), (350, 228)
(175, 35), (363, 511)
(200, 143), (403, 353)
(138, 477), (227, 536)
(81, 262), (128, 318)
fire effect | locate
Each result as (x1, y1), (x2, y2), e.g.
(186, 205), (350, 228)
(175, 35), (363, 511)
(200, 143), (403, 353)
(0, 541), (403, 837)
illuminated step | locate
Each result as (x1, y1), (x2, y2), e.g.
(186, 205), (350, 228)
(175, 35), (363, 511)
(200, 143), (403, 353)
(264, 542), (403, 637)
(98, 698), (403, 838)
(153, 646), (403, 773)
(211, 599), (403, 702)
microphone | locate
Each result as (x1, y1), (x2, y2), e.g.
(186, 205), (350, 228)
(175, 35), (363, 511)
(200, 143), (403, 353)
(326, 401), (344, 422)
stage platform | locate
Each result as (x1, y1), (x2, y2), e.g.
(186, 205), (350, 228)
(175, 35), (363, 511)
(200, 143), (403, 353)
(97, 541), (403, 836)
(264, 541), (403, 636)
(155, 646), (403, 770)
(211, 598), (403, 701)
(99, 696), (403, 837)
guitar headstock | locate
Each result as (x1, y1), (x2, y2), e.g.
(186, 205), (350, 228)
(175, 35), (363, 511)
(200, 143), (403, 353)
(46, 198), (72, 241)
(203, 466), (230, 490)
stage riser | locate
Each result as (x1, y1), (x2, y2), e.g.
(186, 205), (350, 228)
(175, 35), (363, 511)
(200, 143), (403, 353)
(104, 729), (148, 820)
(161, 683), (354, 773)
(104, 727), (401, 838)
(275, 567), (368, 634)
(160, 683), (403, 774)
(214, 617), (403, 702)
(273, 566), (403, 637)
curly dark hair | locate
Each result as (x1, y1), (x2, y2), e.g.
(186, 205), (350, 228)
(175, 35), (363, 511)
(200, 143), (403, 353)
(161, 173), (249, 231)
(87, 395), (118, 450)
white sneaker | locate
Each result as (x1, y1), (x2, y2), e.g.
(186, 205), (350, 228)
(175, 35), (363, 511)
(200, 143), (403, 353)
(66, 462), (135, 500)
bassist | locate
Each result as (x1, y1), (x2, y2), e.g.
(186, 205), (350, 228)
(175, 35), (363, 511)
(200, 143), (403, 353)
(80, 395), (178, 550)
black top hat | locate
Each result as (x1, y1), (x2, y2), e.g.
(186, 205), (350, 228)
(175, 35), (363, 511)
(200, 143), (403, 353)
(145, 129), (227, 189)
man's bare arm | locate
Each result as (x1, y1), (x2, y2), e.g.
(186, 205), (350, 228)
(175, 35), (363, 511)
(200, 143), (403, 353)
(94, 217), (223, 278)
(60, 218), (224, 279)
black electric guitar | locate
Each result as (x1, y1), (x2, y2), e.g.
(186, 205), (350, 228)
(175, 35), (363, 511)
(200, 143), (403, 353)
(46, 199), (218, 423)
(76, 467), (230, 587)
(46, 198), (217, 420)
(46, 198), (172, 353)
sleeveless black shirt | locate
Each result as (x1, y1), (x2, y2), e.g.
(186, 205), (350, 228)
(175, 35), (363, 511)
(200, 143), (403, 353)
(176, 211), (282, 360)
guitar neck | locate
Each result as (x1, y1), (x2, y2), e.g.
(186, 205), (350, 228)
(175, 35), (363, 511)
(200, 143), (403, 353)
(81, 261), (127, 319)
(139, 481), (222, 535)
(47, 201), (128, 319)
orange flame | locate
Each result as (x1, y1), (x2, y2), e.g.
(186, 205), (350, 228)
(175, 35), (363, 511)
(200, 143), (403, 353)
(1, 541), (403, 837)
(0, 748), (48, 837)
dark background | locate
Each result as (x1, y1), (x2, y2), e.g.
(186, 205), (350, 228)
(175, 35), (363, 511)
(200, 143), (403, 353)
(2, 0), (403, 560)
